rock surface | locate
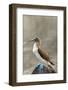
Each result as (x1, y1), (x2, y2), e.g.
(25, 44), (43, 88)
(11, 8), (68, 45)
(32, 64), (56, 74)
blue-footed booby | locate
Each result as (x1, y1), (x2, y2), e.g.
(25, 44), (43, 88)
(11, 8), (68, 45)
(28, 37), (55, 67)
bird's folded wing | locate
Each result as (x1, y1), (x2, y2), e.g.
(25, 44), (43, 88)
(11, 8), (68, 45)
(38, 48), (55, 65)
(38, 48), (50, 61)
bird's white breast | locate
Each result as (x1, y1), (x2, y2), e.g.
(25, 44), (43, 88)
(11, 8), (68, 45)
(32, 43), (48, 66)
(33, 43), (38, 53)
(32, 43), (41, 59)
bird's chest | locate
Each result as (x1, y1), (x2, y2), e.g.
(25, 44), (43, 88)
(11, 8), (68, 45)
(32, 43), (43, 61)
(33, 43), (38, 54)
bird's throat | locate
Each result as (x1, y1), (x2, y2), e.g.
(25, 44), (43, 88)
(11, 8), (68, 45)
(33, 43), (38, 53)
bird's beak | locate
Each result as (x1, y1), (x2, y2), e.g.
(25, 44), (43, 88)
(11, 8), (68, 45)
(24, 39), (34, 44)
(27, 39), (35, 42)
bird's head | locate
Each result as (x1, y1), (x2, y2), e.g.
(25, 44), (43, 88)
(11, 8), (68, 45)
(29, 37), (41, 47)
(24, 37), (41, 48)
(29, 37), (40, 43)
(26, 37), (40, 46)
(24, 37), (41, 45)
(32, 37), (40, 42)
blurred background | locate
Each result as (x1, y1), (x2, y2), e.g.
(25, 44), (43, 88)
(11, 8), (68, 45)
(23, 15), (57, 74)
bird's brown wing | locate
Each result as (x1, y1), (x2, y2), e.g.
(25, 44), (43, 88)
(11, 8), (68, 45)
(38, 48), (54, 65)
(38, 48), (50, 61)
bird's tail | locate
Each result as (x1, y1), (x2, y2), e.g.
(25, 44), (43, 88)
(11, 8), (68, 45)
(50, 61), (55, 65)
(48, 64), (56, 73)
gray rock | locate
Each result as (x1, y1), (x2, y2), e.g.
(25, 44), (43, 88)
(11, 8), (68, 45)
(32, 64), (56, 74)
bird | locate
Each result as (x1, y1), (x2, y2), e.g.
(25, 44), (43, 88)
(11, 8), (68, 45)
(27, 37), (55, 68)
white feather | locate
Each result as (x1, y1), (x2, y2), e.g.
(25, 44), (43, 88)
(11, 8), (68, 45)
(32, 43), (48, 67)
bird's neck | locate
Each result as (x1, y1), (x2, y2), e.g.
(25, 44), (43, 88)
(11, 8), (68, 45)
(34, 42), (40, 48)
(33, 42), (39, 53)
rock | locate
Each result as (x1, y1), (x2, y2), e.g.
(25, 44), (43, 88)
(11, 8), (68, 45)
(32, 64), (56, 74)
